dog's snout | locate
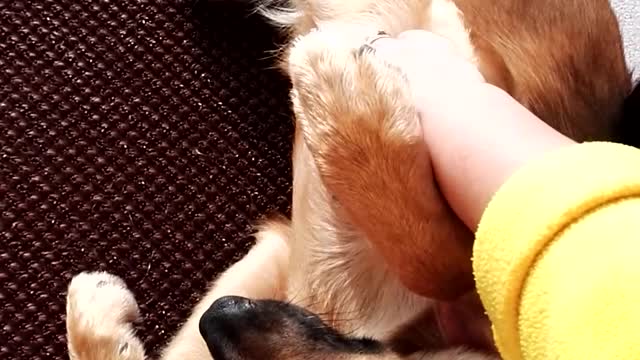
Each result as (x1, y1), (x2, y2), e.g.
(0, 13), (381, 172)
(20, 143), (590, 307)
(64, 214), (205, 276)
(200, 296), (259, 359)
(212, 295), (255, 313)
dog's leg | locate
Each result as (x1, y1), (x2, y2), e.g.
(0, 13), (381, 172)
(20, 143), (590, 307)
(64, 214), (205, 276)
(287, 27), (474, 301)
(159, 220), (290, 360)
(65, 220), (290, 360)
(66, 272), (146, 360)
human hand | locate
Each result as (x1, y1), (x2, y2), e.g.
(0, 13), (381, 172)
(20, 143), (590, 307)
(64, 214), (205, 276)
(370, 30), (574, 229)
(367, 30), (486, 105)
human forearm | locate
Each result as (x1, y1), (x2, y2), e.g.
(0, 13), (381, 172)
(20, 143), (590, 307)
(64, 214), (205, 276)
(418, 83), (574, 230)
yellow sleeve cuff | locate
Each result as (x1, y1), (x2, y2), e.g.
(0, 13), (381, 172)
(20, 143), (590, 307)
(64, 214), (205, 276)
(473, 141), (640, 360)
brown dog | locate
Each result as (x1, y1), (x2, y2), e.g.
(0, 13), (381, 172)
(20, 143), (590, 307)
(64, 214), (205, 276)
(65, 0), (637, 359)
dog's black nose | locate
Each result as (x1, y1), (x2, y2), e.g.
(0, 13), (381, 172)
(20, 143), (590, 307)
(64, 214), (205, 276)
(200, 296), (258, 359)
(212, 295), (255, 313)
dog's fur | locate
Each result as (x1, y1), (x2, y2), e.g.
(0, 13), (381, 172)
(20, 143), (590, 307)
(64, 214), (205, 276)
(65, 0), (638, 359)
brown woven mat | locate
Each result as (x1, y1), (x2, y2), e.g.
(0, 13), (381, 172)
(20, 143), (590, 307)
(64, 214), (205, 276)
(0, 0), (293, 358)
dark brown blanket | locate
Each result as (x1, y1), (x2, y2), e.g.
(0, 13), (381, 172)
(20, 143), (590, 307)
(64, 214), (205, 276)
(0, 0), (292, 357)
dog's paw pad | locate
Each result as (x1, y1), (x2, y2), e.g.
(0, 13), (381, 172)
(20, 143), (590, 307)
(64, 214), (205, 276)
(67, 271), (140, 327)
(66, 272), (145, 360)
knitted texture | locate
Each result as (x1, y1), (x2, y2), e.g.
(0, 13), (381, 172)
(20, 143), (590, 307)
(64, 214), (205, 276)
(0, 0), (293, 358)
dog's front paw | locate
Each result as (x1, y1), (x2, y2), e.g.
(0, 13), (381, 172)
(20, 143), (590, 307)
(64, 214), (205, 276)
(285, 25), (474, 301)
(287, 26), (421, 157)
(66, 272), (146, 360)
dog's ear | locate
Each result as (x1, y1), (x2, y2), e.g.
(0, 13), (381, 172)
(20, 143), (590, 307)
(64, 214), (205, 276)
(618, 77), (640, 147)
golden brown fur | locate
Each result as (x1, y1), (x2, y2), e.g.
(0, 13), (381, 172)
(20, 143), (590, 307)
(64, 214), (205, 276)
(65, 0), (633, 359)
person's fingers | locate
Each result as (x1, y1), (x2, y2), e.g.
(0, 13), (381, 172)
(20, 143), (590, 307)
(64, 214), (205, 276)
(371, 30), (455, 56)
(397, 29), (459, 52)
(368, 30), (485, 107)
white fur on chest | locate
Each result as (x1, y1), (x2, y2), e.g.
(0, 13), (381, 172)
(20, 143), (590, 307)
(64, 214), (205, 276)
(336, 243), (434, 339)
(289, 156), (432, 339)
(295, 226), (433, 339)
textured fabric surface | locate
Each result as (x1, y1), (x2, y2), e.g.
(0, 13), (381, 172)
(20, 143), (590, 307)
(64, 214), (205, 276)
(0, 0), (293, 358)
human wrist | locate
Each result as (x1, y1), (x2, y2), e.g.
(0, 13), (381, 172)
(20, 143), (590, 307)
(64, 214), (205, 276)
(418, 83), (575, 230)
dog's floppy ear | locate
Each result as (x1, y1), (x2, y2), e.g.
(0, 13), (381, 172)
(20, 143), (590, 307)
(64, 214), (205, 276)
(618, 78), (640, 147)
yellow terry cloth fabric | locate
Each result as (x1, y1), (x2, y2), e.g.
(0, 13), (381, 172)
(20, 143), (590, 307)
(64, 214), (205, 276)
(473, 141), (640, 360)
